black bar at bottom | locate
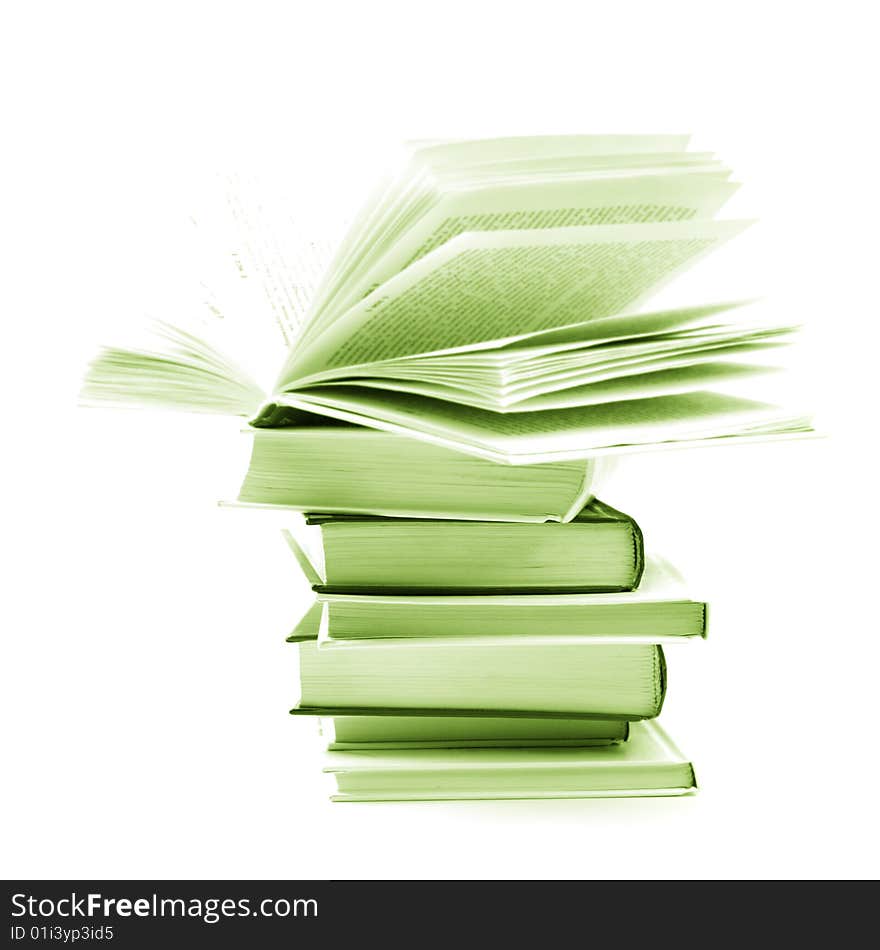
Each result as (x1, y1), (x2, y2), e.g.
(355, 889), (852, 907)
(2, 880), (868, 946)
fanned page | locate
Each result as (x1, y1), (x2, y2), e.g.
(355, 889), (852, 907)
(297, 134), (702, 346)
(280, 219), (750, 385)
(81, 319), (267, 415)
(343, 362), (781, 413)
(306, 172), (738, 334)
(283, 300), (795, 412)
(80, 135), (812, 460)
(81, 173), (344, 416)
(276, 386), (811, 463)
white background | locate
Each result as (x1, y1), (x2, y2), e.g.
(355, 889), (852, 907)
(2, 1), (878, 879)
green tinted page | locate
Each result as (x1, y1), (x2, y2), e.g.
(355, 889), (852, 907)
(281, 387), (808, 462)
(282, 219), (749, 385)
(343, 362), (777, 412)
(349, 174), (738, 303)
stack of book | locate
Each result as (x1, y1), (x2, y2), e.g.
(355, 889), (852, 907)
(274, 463), (704, 802)
(81, 134), (813, 802)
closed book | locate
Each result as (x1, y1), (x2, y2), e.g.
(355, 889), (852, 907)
(296, 557), (705, 645)
(293, 639), (666, 720)
(324, 720), (695, 801)
(322, 715), (629, 750)
(233, 423), (600, 523)
(284, 498), (643, 594)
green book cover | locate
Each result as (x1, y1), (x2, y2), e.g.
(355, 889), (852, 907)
(293, 639), (666, 721)
(323, 715), (630, 750)
(232, 423), (600, 523)
(323, 719), (695, 801)
(283, 498), (644, 593)
(305, 557), (705, 645)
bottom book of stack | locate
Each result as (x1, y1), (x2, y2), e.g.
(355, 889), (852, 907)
(319, 717), (695, 802)
(289, 609), (698, 801)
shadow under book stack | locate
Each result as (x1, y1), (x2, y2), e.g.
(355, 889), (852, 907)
(267, 436), (707, 803)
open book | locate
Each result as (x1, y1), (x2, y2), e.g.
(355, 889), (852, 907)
(82, 134), (811, 462)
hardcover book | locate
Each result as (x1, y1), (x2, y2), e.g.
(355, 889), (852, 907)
(289, 557), (705, 645)
(322, 716), (629, 750)
(293, 639), (666, 720)
(323, 720), (695, 801)
(284, 498), (644, 592)
(233, 422), (601, 522)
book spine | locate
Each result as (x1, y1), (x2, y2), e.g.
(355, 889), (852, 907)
(583, 497), (645, 589)
(654, 645), (667, 717)
(630, 516), (646, 589)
